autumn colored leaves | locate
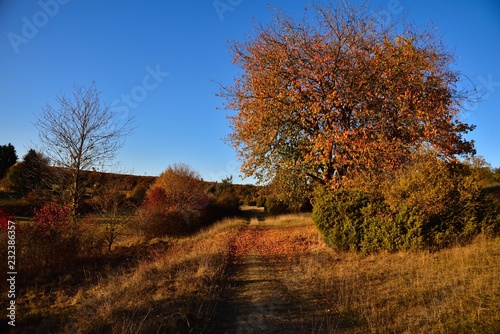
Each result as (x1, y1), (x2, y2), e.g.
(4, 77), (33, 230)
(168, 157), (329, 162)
(221, 2), (475, 187)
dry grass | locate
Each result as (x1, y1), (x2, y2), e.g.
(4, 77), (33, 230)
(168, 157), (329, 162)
(11, 217), (246, 333)
(6, 213), (499, 333)
(266, 215), (500, 333)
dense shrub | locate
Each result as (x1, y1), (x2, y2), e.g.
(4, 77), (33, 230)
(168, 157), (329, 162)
(381, 154), (499, 249)
(206, 177), (242, 216)
(32, 204), (72, 237)
(264, 198), (290, 215)
(312, 187), (370, 251)
(243, 194), (256, 206)
(136, 164), (210, 239)
(206, 187), (241, 220)
(128, 182), (148, 205)
(313, 154), (500, 254)
(256, 196), (266, 208)
(136, 187), (190, 238)
(77, 216), (107, 256)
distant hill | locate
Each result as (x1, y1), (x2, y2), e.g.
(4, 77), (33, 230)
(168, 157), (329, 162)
(0, 167), (260, 217)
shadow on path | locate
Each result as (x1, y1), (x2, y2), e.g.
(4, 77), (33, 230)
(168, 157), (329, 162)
(211, 222), (329, 333)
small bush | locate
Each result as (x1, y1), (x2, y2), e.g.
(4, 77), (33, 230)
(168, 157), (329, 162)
(243, 194), (256, 206)
(381, 154), (499, 249)
(213, 188), (241, 216)
(264, 198), (290, 215)
(312, 186), (370, 251)
(77, 216), (107, 257)
(32, 204), (72, 237)
(136, 188), (187, 238)
(129, 183), (148, 205)
(136, 164), (211, 239)
(256, 196), (266, 208)
(136, 164), (245, 239)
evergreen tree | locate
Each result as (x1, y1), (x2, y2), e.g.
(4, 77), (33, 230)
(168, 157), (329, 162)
(0, 143), (17, 179)
(7, 149), (51, 195)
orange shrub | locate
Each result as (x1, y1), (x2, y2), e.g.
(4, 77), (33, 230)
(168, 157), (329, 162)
(136, 164), (210, 238)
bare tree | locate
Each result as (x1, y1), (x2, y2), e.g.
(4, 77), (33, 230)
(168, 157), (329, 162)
(35, 83), (133, 224)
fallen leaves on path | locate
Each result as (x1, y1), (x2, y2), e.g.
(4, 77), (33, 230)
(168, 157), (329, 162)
(230, 224), (322, 261)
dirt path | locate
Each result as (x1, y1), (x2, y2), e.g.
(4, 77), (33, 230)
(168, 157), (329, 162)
(212, 222), (322, 333)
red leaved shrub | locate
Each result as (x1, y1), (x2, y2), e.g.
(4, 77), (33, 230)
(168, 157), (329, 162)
(33, 204), (72, 238)
(0, 209), (12, 231)
(20, 204), (77, 276)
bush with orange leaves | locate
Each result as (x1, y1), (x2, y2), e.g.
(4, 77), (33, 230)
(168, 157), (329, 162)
(136, 163), (210, 238)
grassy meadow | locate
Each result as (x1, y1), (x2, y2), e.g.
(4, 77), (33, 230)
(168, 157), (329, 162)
(269, 215), (500, 333)
(1, 212), (498, 333)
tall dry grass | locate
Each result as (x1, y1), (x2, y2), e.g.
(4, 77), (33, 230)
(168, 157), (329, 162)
(12, 217), (245, 333)
(7, 213), (498, 333)
(272, 215), (500, 333)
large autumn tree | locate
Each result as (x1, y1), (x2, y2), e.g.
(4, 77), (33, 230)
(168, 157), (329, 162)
(220, 2), (476, 187)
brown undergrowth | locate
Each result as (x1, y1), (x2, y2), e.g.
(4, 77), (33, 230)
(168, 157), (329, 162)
(7, 217), (245, 333)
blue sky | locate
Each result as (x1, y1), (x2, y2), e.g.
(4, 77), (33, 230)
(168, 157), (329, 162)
(0, 0), (499, 183)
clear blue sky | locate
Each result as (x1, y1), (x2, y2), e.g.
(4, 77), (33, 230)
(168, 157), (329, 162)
(1, 0), (499, 183)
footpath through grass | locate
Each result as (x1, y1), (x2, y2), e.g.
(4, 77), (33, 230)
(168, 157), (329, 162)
(3, 212), (499, 333)
(215, 213), (499, 333)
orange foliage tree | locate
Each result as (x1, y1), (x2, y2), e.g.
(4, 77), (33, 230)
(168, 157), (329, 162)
(137, 163), (209, 237)
(220, 2), (476, 187)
